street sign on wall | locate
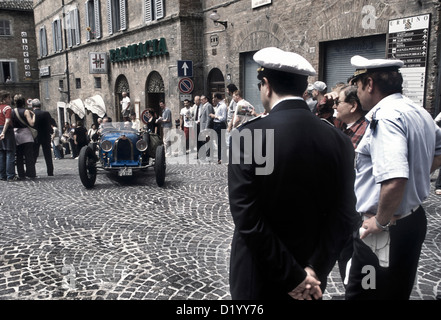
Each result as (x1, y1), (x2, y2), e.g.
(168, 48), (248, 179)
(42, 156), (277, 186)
(177, 60), (193, 77)
(178, 77), (194, 94)
(387, 14), (430, 106)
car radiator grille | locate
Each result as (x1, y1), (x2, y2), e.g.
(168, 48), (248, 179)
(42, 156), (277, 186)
(114, 138), (134, 161)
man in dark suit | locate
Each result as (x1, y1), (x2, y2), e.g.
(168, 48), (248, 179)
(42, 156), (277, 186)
(32, 99), (54, 176)
(228, 47), (357, 300)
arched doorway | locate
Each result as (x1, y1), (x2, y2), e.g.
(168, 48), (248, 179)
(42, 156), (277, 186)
(145, 71), (165, 118)
(207, 68), (225, 100)
(115, 75), (130, 121)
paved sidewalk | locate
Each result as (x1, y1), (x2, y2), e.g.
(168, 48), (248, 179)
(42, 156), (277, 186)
(0, 152), (440, 300)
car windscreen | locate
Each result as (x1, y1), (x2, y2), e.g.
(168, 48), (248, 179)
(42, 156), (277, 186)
(100, 122), (138, 135)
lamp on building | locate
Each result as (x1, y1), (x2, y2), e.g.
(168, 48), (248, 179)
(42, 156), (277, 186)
(209, 10), (228, 29)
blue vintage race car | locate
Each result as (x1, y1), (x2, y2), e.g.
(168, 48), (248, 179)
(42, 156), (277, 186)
(78, 122), (165, 188)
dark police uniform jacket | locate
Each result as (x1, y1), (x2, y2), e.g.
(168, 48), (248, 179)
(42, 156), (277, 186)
(33, 108), (53, 141)
(228, 98), (356, 300)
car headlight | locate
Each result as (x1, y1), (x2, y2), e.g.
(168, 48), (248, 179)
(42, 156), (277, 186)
(136, 139), (148, 152)
(101, 140), (113, 152)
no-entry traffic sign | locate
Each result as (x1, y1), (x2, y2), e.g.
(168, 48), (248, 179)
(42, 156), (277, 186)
(178, 77), (194, 94)
(141, 109), (150, 124)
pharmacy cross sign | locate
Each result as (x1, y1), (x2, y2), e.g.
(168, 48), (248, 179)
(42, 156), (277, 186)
(92, 54), (105, 69)
(89, 52), (108, 74)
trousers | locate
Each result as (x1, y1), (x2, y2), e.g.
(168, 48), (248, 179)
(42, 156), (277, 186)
(345, 206), (426, 300)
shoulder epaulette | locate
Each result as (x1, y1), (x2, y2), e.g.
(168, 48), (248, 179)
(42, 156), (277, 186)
(237, 115), (262, 128)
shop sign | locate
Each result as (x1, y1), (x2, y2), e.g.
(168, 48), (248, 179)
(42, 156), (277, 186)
(89, 52), (108, 74)
(387, 14), (430, 106)
(109, 38), (168, 63)
(39, 66), (50, 77)
(210, 34), (219, 47)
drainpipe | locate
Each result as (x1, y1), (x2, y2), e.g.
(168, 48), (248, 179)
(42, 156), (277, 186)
(61, 0), (71, 103)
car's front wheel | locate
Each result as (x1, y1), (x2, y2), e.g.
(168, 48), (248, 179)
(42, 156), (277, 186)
(79, 146), (97, 188)
(154, 144), (166, 187)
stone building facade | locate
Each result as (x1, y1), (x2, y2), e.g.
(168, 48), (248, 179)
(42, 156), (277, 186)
(33, 0), (204, 126)
(201, 0), (441, 116)
(0, 1), (39, 100)
(33, 0), (441, 127)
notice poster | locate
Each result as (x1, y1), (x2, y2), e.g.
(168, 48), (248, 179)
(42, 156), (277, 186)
(387, 14), (430, 107)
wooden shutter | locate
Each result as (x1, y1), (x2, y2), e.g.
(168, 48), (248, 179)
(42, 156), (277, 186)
(73, 8), (81, 45)
(107, 0), (113, 35)
(119, 0), (126, 31)
(66, 11), (72, 47)
(94, 0), (101, 38)
(52, 19), (63, 52)
(144, 0), (152, 23)
(85, 1), (91, 41)
(154, 0), (164, 20)
(52, 21), (58, 50)
(40, 26), (48, 56)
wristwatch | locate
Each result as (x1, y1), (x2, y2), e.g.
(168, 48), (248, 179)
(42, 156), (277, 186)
(375, 217), (391, 230)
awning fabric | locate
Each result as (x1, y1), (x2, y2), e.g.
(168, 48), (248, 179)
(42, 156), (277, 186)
(68, 98), (86, 119)
(84, 95), (106, 118)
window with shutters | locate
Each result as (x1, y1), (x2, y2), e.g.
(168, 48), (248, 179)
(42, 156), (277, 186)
(52, 18), (63, 52)
(66, 8), (81, 47)
(107, 0), (127, 35)
(86, 0), (101, 41)
(0, 20), (11, 36)
(144, 0), (164, 23)
(39, 26), (48, 57)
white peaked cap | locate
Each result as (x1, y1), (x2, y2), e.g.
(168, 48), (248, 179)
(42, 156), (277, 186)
(253, 47), (316, 76)
(351, 55), (404, 70)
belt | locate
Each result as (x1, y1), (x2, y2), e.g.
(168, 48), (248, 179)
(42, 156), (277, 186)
(361, 205), (421, 225)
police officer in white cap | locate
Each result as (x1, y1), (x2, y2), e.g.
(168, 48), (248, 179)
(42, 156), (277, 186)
(228, 47), (356, 300)
(345, 55), (441, 300)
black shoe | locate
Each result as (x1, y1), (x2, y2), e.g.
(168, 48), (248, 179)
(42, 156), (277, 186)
(48, 173), (54, 176)
(7, 175), (19, 182)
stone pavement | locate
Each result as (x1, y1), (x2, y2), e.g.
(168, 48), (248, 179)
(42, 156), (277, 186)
(0, 151), (440, 300)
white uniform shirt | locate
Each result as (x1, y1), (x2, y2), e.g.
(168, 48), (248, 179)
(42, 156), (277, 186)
(355, 93), (441, 216)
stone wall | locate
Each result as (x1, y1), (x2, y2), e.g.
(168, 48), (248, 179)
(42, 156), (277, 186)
(202, 0), (440, 114)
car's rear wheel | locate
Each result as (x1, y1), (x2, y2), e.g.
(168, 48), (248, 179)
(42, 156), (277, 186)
(154, 144), (166, 187)
(79, 146), (97, 188)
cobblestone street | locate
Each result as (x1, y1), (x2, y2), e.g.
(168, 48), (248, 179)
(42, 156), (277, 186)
(0, 152), (440, 300)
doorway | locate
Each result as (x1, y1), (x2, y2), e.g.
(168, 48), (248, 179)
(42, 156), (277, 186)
(207, 68), (225, 99)
(145, 71), (165, 118)
(115, 75), (130, 121)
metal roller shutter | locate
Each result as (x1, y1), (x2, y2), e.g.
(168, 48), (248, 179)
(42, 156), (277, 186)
(324, 35), (386, 90)
(242, 51), (264, 114)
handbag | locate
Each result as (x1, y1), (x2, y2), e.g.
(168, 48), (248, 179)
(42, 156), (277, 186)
(14, 108), (38, 139)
